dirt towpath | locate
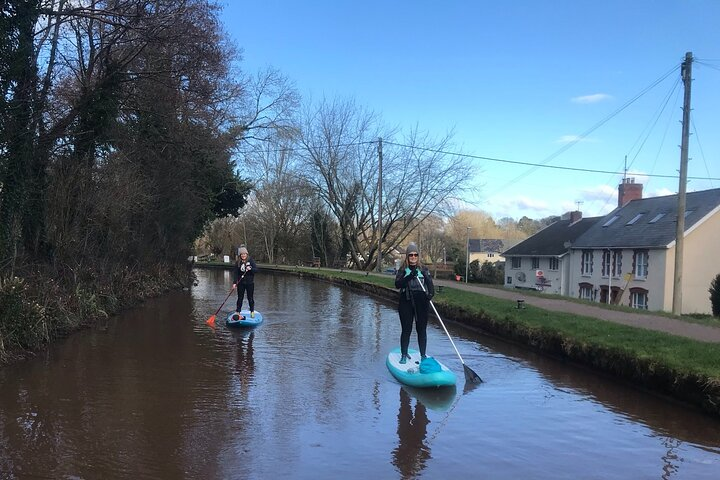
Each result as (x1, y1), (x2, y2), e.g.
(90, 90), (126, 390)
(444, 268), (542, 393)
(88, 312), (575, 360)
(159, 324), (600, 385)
(430, 278), (720, 343)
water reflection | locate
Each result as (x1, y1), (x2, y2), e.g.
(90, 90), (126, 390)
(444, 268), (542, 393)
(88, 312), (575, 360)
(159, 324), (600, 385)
(392, 387), (431, 479)
(0, 269), (719, 479)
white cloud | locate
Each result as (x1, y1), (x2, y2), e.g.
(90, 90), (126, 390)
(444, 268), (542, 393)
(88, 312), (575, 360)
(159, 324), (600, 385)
(649, 187), (675, 197)
(580, 184), (617, 202)
(515, 196), (550, 211)
(571, 93), (612, 104)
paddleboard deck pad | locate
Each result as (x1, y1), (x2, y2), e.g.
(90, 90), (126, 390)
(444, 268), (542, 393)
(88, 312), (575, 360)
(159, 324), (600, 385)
(226, 310), (263, 328)
(386, 347), (456, 388)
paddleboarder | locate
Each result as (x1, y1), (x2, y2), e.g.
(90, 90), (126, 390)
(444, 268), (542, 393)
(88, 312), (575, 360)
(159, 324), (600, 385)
(235, 245), (258, 317)
(394, 243), (435, 364)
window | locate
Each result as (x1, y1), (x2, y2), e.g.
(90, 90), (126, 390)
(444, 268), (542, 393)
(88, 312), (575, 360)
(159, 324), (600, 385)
(613, 250), (622, 277)
(602, 215), (620, 227)
(488, 253), (495, 257)
(532, 257), (540, 269)
(629, 288), (649, 310)
(506, 276), (512, 284)
(579, 283), (593, 300)
(581, 250), (593, 276)
(634, 250), (648, 278)
(549, 257), (559, 270)
(511, 257), (521, 269)
(601, 250), (611, 277)
(648, 213), (665, 224)
(626, 213), (644, 225)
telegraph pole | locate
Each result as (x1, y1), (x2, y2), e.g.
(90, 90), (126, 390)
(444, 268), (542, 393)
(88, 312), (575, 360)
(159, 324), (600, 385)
(672, 52), (692, 315)
(376, 137), (383, 272)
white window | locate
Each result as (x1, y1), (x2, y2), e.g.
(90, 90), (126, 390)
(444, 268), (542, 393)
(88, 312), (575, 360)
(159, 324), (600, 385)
(581, 250), (593, 276)
(630, 289), (648, 310)
(532, 257), (540, 269)
(634, 250), (648, 278)
(601, 250), (611, 277)
(613, 251), (622, 277)
(549, 257), (559, 270)
(511, 257), (521, 269)
(579, 285), (593, 300)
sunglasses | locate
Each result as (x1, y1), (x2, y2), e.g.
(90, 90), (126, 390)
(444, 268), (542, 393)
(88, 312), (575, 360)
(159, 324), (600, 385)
(408, 253), (418, 257)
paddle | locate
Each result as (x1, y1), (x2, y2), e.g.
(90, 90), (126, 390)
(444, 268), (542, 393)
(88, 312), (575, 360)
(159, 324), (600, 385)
(415, 275), (483, 384)
(206, 285), (236, 328)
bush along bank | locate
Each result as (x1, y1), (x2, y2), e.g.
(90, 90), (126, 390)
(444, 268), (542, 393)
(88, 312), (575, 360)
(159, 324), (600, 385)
(0, 262), (193, 366)
(279, 266), (720, 418)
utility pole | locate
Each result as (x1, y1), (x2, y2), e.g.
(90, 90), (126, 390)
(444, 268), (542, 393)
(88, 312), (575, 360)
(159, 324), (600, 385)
(465, 227), (471, 283)
(673, 51), (692, 315)
(376, 137), (383, 272)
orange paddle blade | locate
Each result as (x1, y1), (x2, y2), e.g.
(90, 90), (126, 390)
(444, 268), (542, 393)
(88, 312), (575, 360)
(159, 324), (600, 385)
(206, 315), (216, 327)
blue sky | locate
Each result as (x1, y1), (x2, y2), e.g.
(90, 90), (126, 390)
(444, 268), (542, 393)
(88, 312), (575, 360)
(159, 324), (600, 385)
(221, 0), (720, 220)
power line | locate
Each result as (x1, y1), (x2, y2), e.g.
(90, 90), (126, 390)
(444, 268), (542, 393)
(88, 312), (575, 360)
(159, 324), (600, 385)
(382, 139), (720, 181)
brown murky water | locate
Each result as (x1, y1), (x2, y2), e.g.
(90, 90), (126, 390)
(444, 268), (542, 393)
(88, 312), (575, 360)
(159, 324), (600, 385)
(1, 268), (719, 479)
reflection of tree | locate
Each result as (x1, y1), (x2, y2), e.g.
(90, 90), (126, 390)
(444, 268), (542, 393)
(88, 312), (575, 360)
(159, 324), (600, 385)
(392, 388), (431, 480)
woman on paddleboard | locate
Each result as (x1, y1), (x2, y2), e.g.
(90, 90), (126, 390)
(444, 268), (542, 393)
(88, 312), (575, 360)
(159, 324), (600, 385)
(394, 243), (435, 364)
(235, 245), (258, 317)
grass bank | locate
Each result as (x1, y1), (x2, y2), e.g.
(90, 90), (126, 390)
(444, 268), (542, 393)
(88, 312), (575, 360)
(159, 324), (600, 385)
(266, 265), (720, 418)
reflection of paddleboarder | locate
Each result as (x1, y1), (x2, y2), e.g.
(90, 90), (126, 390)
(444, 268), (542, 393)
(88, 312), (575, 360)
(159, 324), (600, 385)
(392, 388), (431, 480)
(234, 331), (256, 387)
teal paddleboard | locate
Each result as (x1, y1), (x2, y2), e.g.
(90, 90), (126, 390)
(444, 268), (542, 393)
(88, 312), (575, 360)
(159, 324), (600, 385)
(386, 347), (456, 388)
(226, 310), (263, 328)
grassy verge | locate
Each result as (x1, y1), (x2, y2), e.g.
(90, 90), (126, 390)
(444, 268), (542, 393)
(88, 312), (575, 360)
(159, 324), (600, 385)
(267, 265), (720, 417)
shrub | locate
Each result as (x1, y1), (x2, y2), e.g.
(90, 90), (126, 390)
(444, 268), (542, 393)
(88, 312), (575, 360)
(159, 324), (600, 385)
(710, 273), (720, 317)
(0, 276), (48, 361)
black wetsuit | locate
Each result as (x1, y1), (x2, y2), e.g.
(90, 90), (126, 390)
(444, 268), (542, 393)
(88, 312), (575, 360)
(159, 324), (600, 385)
(236, 258), (258, 312)
(394, 265), (435, 357)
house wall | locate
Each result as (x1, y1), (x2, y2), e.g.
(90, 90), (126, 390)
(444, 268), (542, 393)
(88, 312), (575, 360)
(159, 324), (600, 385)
(560, 255), (570, 296)
(672, 211), (720, 314)
(567, 248), (668, 310)
(503, 256), (562, 294)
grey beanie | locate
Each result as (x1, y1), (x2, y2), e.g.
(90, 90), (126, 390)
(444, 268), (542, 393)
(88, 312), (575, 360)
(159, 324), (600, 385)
(239, 246), (248, 255)
(406, 243), (419, 255)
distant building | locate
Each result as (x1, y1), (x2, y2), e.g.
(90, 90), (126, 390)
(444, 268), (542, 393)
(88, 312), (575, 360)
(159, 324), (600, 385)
(469, 239), (505, 264)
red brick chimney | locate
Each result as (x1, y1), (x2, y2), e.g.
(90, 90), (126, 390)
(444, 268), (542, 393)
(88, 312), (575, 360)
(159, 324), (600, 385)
(618, 177), (643, 207)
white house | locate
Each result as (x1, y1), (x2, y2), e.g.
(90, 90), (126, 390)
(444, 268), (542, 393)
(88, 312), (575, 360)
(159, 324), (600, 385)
(504, 178), (720, 314)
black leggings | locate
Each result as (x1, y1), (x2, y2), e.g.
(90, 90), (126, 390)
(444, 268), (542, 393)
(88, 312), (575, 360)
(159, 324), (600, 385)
(236, 283), (255, 312)
(398, 293), (428, 357)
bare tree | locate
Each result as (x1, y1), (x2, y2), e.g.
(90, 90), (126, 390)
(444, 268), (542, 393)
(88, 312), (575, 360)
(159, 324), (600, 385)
(241, 141), (314, 263)
(297, 97), (477, 270)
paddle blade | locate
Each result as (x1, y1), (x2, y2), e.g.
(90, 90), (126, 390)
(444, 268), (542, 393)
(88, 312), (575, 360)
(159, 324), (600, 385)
(206, 315), (216, 327)
(463, 364), (483, 384)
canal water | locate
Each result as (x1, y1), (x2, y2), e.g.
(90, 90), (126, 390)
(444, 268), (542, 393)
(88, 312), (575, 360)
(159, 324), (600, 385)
(1, 268), (719, 479)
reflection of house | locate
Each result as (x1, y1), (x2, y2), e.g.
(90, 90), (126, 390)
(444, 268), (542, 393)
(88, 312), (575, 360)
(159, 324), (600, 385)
(504, 178), (720, 314)
(469, 239), (505, 264)
(502, 212), (601, 295)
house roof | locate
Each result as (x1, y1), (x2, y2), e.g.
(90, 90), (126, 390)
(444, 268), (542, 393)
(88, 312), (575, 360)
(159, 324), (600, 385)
(572, 188), (720, 249)
(469, 239), (504, 253)
(502, 217), (602, 256)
